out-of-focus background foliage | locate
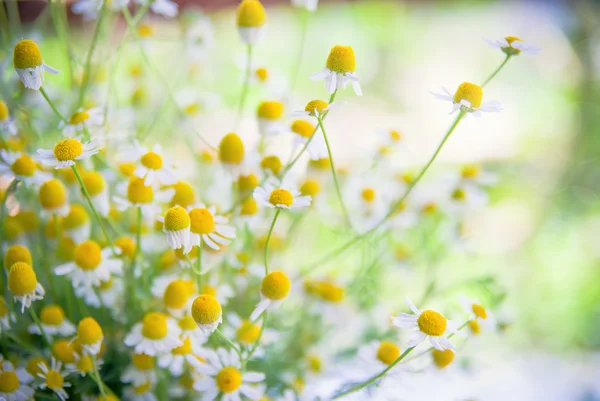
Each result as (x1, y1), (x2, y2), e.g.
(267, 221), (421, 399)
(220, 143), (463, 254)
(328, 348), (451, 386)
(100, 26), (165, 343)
(3, 0), (600, 399)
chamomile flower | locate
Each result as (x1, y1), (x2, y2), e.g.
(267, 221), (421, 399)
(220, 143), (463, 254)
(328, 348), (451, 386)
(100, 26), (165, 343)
(124, 312), (183, 356)
(199, 278), (235, 306)
(122, 353), (157, 386)
(225, 313), (279, 350)
(187, 204), (236, 251)
(39, 179), (70, 217)
(61, 205), (91, 244)
(218, 132), (247, 178)
(7, 262), (45, 313)
(81, 171), (110, 216)
(237, 0), (267, 45)
(0, 359), (35, 401)
(157, 336), (204, 376)
(65, 352), (99, 377)
(358, 340), (403, 372)
(37, 358), (70, 401)
(75, 277), (124, 309)
(431, 348), (455, 370)
(459, 164), (498, 187)
(191, 294), (222, 334)
(175, 89), (221, 117)
(193, 348), (265, 401)
(257, 101), (286, 137)
(253, 182), (311, 210)
(310, 45), (362, 96)
(4, 245), (33, 270)
(391, 297), (459, 351)
(28, 304), (75, 337)
(485, 36), (540, 56)
(113, 177), (174, 221)
(250, 271), (291, 321)
(290, 119), (327, 160)
(76, 317), (104, 355)
(177, 314), (210, 344)
(460, 297), (496, 333)
(0, 150), (50, 186)
(0, 100), (17, 136)
(60, 108), (104, 137)
(431, 82), (502, 117)
(13, 39), (59, 90)
(162, 278), (195, 317)
(37, 138), (102, 169)
(123, 380), (158, 401)
(121, 143), (177, 188)
(52, 339), (77, 365)
(162, 206), (193, 254)
(291, 0), (318, 12)
(54, 240), (123, 288)
(293, 99), (341, 119)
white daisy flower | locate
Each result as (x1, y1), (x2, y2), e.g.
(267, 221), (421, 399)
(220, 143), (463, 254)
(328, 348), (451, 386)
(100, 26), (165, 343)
(37, 358), (71, 401)
(112, 177), (174, 222)
(237, 0), (267, 45)
(193, 348), (265, 401)
(65, 353), (102, 377)
(122, 353), (158, 386)
(187, 203), (236, 252)
(0, 359), (35, 401)
(291, 0), (318, 12)
(175, 89), (221, 117)
(0, 150), (51, 187)
(80, 171), (111, 217)
(54, 240), (123, 289)
(253, 181), (311, 210)
(458, 164), (498, 188)
(28, 304), (75, 338)
(75, 277), (124, 309)
(7, 262), (45, 313)
(119, 143), (177, 188)
(431, 82), (502, 117)
(124, 312), (183, 356)
(290, 119), (328, 160)
(391, 297), (460, 351)
(37, 138), (102, 169)
(160, 278), (195, 317)
(460, 297), (496, 333)
(357, 341), (405, 372)
(177, 314), (211, 345)
(160, 206), (193, 254)
(123, 380), (158, 401)
(257, 100), (287, 137)
(61, 204), (91, 244)
(224, 312), (279, 354)
(310, 45), (362, 96)
(157, 336), (205, 376)
(292, 99), (342, 119)
(199, 277), (235, 306)
(59, 108), (104, 137)
(0, 100), (17, 136)
(184, 16), (214, 62)
(191, 294), (223, 334)
(485, 36), (540, 56)
(250, 271), (291, 321)
(13, 39), (59, 90)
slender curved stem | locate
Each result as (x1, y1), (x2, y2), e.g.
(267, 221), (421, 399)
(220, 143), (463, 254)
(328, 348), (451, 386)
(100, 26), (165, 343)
(196, 245), (203, 291)
(91, 355), (107, 401)
(264, 209), (281, 275)
(78, 0), (108, 107)
(237, 44), (253, 124)
(71, 165), (116, 254)
(245, 312), (267, 365)
(29, 308), (51, 347)
(214, 329), (242, 360)
(482, 54), (511, 88)
(316, 116), (351, 228)
(39, 87), (67, 122)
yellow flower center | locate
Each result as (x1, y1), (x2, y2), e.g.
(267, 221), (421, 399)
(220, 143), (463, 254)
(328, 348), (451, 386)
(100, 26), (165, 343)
(133, 381), (151, 395)
(39, 179), (67, 209)
(52, 340), (76, 364)
(132, 353), (154, 370)
(172, 337), (192, 355)
(432, 349), (454, 368)
(184, 102), (201, 115)
(164, 280), (191, 309)
(178, 315), (197, 331)
(317, 282), (344, 303)
(307, 354), (321, 373)
(236, 320), (261, 343)
(164, 206), (191, 232)
(200, 149), (214, 163)
(291, 119), (314, 138)
(189, 207), (215, 234)
(127, 177), (154, 204)
(119, 162), (137, 177)
(175, 246), (197, 260)
(138, 24), (153, 37)
(325, 45), (356, 74)
(141, 151), (163, 170)
(219, 133), (245, 165)
(300, 179), (320, 197)
(269, 188), (293, 207)
(199, 284), (215, 297)
(74, 240), (102, 270)
(469, 319), (481, 335)
(257, 101), (284, 120)
(171, 181), (195, 207)
(11, 154), (36, 176)
(82, 171), (105, 196)
(394, 244), (410, 261)
(421, 202), (437, 215)
(77, 317), (103, 345)
(13, 39), (43, 69)
(260, 155), (282, 175)
(0, 101), (8, 120)
(45, 370), (64, 390)
(15, 211), (40, 232)
(238, 174), (258, 192)
(417, 310), (447, 336)
(304, 100), (328, 115)
(261, 271), (290, 300)
(69, 110), (89, 125)
(98, 279), (113, 291)
(377, 341), (400, 365)
(191, 294), (222, 325)
(63, 205), (90, 229)
(361, 188), (376, 203)
(142, 312), (169, 340)
(389, 130), (401, 141)
(255, 67), (268, 81)
(0, 371), (19, 393)
(503, 36), (523, 54)
(237, 0), (266, 27)
(451, 188), (466, 201)
(471, 304), (487, 319)
(54, 139), (83, 162)
(40, 304), (65, 326)
(461, 165), (480, 179)
(115, 236), (136, 261)
(216, 367), (242, 393)
(76, 355), (93, 374)
(8, 262), (37, 296)
(241, 197), (258, 215)
(309, 158), (330, 170)
(505, 35), (522, 45)
(26, 357), (48, 376)
(0, 298), (6, 317)
(4, 244), (32, 270)
(453, 82), (483, 109)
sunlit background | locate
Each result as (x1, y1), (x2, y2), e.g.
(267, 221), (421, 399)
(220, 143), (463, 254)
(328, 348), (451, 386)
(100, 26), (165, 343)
(3, 0), (600, 400)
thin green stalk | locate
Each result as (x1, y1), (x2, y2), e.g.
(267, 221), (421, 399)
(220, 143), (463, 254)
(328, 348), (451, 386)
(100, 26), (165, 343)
(129, 206), (143, 313)
(196, 245), (203, 290)
(264, 209), (281, 275)
(237, 44), (253, 124)
(91, 355), (107, 401)
(214, 329), (242, 359)
(316, 116), (351, 228)
(78, 0), (108, 107)
(482, 54), (511, 88)
(29, 308), (51, 348)
(39, 88), (67, 122)
(245, 312), (267, 365)
(71, 165), (116, 255)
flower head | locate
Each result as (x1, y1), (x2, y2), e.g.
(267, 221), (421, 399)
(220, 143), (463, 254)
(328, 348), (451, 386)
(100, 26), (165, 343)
(250, 271), (291, 321)
(163, 206), (192, 253)
(431, 82), (502, 116)
(8, 262), (45, 312)
(486, 36), (540, 56)
(28, 304), (75, 338)
(191, 294), (222, 333)
(37, 138), (102, 169)
(38, 358), (70, 401)
(54, 240), (123, 288)
(254, 182), (311, 210)
(124, 312), (183, 356)
(188, 204), (235, 251)
(310, 45), (362, 95)
(13, 39), (59, 90)
(77, 317), (103, 355)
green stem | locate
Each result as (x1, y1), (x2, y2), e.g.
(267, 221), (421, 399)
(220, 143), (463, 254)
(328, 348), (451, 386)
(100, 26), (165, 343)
(71, 165), (116, 255)
(245, 312), (267, 365)
(237, 44), (253, 124)
(91, 355), (108, 400)
(29, 308), (51, 348)
(316, 116), (351, 228)
(264, 209), (281, 275)
(39, 88), (67, 122)
(129, 207), (143, 315)
(78, 0), (108, 107)
(482, 54), (511, 88)
(196, 245), (202, 290)
(214, 329), (242, 359)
